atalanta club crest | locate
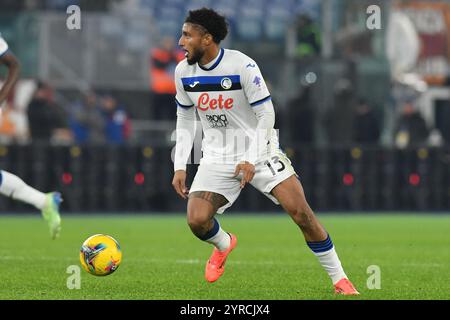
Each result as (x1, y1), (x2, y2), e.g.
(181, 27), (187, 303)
(221, 77), (232, 90)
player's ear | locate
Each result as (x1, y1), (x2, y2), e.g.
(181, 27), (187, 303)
(203, 33), (213, 45)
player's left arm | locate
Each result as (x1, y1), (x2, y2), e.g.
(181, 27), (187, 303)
(0, 50), (21, 106)
(235, 59), (275, 188)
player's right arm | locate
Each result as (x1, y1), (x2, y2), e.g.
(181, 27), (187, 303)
(172, 63), (195, 199)
(0, 36), (20, 106)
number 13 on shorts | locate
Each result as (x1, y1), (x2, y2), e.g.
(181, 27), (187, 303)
(251, 150), (297, 199)
(263, 152), (293, 177)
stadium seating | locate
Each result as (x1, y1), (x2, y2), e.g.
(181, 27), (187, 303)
(46, 0), (80, 10)
(265, 5), (292, 41)
(133, 0), (321, 41)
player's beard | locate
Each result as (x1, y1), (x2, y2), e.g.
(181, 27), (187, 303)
(187, 47), (204, 65)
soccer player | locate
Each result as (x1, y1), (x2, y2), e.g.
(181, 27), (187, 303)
(172, 8), (358, 295)
(0, 33), (62, 239)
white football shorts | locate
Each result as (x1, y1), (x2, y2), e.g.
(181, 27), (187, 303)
(189, 149), (297, 213)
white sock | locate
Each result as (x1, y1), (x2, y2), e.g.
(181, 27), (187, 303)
(203, 218), (231, 251)
(313, 247), (347, 285)
(0, 170), (47, 210)
(206, 228), (231, 251)
(307, 235), (347, 285)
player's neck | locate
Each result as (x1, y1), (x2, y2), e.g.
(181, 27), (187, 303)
(199, 46), (221, 66)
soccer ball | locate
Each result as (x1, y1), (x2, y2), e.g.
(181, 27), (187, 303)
(79, 234), (122, 276)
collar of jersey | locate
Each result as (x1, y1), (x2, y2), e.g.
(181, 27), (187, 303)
(198, 48), (224, 71)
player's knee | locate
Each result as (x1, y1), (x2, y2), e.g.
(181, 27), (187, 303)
(186, 214), (206, 231)
(187, 209), (210, 236)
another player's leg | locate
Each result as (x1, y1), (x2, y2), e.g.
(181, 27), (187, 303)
(0, 170), (62, 239)
(271, 175), (359, 295)
(187, 191), (237, 283)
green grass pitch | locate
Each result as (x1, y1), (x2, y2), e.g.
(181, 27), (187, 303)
(0, 213), (449, 300)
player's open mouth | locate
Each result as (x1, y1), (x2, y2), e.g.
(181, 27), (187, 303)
(184, 49), (189, 58)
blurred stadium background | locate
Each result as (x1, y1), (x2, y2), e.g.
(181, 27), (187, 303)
(1, 0), (450, 214)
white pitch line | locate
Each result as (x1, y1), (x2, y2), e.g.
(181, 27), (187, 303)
(0, 256), (296, 266)
(0, 256), (444, 268)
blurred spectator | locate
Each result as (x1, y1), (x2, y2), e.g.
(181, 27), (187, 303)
(352, 99), (380, 145)
(0, 98), (28, 144)
(323, 78), (356, 146)
(100, 94), (131, 144)
(293, 14), (321, 59)
(0, 103), (16, 144)
(149, 36), (185, 120)
(286, 84), (315, 144)
(434, 97), (450, 146)
(26, 81), (73, 144)
(0, 66), (30, 143)
(69, 91), (106, 144)
(394, 101), (429, 148)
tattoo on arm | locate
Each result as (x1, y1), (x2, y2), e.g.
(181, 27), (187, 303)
(189, 191), (228, 212)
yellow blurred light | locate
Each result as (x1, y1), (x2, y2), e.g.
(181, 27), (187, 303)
(417, 148), (428, 159)
(143, 147), (154, 158)
(0, 146), (8, 157)
(285, 148), (294, 158)
(351, 148), (362, 159)
(70, 146), (81, 158)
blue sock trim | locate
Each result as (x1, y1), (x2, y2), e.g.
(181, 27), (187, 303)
(307, 234), (334, 253)
(198, 218), (220, 241)
(0, 171), (2, 186)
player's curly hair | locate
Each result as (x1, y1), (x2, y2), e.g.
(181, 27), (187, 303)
(185, 7), (228, 44)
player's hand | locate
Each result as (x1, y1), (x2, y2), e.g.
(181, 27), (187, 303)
(234, 161), (255, 189)
(172, 170), (189, 199)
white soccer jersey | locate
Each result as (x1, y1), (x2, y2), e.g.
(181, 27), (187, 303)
(174, 48), (280, 165)
(0, 33), (9, 57)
